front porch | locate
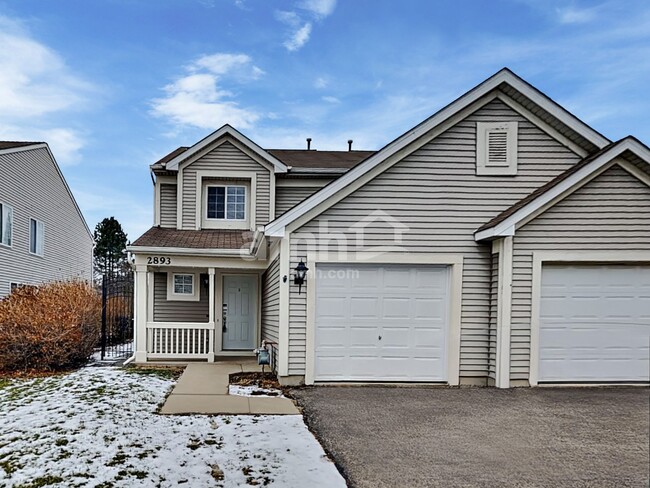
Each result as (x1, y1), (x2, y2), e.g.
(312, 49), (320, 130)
(133, 260), (265, 363)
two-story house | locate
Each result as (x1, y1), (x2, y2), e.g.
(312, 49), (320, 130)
(0, 142), (94, 298)
(128, 69), (650, 388)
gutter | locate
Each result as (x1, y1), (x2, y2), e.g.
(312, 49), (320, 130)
(126, 245), (252, 257)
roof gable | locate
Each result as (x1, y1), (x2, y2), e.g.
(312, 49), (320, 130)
(0, 143), (93, 240)
(165, 125), (287, 173)
(264, 68), (611, 237)
(474, 136), (650, 241)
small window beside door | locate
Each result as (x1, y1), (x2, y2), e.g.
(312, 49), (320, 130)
(29, 218), (44, 256)
(167, 272), (200, 301)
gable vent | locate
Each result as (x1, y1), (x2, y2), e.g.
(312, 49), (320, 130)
(488, 130), (508, 165)
(477, 121), (518, 175)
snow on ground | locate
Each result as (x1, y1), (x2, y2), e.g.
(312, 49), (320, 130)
(228, 385), (285, 398)
(0, 367), (345, 488)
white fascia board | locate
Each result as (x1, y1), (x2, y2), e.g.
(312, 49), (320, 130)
(474, 137), (649, 241)
(126, 245), (252, 257)
(264, 68), (611, 237)
(165, 124), (288, 173)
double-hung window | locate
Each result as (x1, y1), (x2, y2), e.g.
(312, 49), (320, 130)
(0, 202), (13, 247)
(30, 218), (44, 256)
(206, 185), (246, 221)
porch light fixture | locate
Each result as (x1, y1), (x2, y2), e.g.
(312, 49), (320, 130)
(294, 259), (309, 294)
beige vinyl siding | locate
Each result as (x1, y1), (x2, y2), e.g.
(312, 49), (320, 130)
(0, 147), (93, 298)
(288, 98), (582, 377)
(488, 252), (499, 381)
(160, 184), (177, 228)
(181, 140), (272, 229)
(510, 163), (650, 380)
(261, 255), (280, 343)
(275, 178), (335, 217)
(152, 272), (210, 323)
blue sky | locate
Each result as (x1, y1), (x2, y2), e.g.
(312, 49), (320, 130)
(1, 0), (649, 239)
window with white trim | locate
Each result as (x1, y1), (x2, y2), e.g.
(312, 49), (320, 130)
(166, 272), (200, 301)
(173, 274), (194, 295)
(30, 218), (44, 256)
(206, 185), (246, 220)
(476, 121), (518, 175)
(0, 202), (13, 247)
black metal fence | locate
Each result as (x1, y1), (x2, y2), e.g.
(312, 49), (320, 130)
(100, 272), (134, 360)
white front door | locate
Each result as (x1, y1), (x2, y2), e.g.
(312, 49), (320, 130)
(222, 275), (257, 350)
(539, 264), (650, 382)
(314, 264), (450, 382)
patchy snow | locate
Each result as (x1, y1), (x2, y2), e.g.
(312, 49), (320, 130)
(229, 384), (285, 398)
(0, 367), (345, 487)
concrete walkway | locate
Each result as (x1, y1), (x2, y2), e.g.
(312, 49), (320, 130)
(159, 361), (300, 415)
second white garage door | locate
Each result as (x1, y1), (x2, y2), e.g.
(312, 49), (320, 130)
(539, 264), (650, 382)
(314, 264), (450, 382)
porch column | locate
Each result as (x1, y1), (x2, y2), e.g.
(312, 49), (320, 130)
(134, 264), (148, 363)
(207, 268), (216, 362)
(495, 236), (514, 389)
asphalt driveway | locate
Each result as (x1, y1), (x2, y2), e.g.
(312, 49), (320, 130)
(291, 386), (650, 488)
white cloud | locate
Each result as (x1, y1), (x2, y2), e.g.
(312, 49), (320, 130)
(151, 52), (263, 130)
(314, 77), (329, 89)
(556, 5), (598, 24)
(0, 16), (93, 164)
(322, 96), (340, 104)
(276, 0), (335, 52)
(284, 23), (312, 52)
(299, 0), (337, 18)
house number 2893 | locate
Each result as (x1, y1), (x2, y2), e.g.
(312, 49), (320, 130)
(147, 256), (171, 265)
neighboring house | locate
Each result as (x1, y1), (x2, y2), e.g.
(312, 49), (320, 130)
(128, 68), (650, 388)
(0, 142), (94, 298)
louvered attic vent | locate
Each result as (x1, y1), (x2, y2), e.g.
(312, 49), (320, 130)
(476, 121), (518, 175)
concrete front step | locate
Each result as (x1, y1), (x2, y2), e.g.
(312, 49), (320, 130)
(159, 361), (300, 415)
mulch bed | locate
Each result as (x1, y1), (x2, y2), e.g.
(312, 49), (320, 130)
(229, 371), (282, 394)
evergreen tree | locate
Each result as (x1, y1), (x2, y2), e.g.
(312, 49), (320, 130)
(93, 217), (129, 280)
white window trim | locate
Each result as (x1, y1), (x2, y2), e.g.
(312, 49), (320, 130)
(476, 121), (518, 175)
(0, 202), (14, 248)
(204, 184), (248, 225)
(195, 170), (256, 230)
(166, 271), (200, 302)
(29, 218), (45, 257)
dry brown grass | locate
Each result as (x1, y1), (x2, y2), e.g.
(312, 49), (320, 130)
(0, 280), (101, 372)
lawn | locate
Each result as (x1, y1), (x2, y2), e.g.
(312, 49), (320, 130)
(0, 366), (344, 487)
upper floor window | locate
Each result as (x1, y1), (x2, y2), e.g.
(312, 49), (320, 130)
(30, 218), (44, 256)
(206, 185), (246, 221)
(0, 202), (13, 247)
(476, 121), (518, 176)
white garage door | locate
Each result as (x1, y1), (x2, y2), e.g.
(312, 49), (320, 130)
(539, 264), (650, 382)
(314, 264), (449, 382)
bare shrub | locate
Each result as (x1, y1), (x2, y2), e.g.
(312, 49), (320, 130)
(0, 280), (101, 372)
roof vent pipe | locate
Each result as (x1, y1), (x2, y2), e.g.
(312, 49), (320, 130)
(306, 138), (312, 150)
(348, 139), (353, 151)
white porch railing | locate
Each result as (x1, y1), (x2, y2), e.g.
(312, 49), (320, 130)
(146, 322), (215, 360)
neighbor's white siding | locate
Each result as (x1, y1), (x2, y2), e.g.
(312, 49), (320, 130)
(0, 146), (93, 297)
(510, 163), (650, 381)
(180, 140), (272, 229)
(288, 99), (582, 378)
